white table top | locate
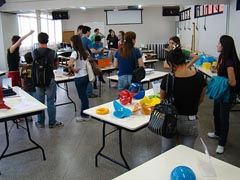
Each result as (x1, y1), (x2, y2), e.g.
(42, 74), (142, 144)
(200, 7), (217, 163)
(107, 71), (168, 83)
(101, 66), (116, 72)
(54, 72), (74, 83)
(114, 145), (240, 180)
(84, 89), (155, 131)
(0, 87), (47, 120)
(141, 49), (154, 53)
(143, 59), (158, 63)
(194, 66), (216, 78)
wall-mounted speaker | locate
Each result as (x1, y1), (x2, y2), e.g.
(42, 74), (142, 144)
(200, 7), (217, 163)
(52, 11), (69, 20)
(0, 0), (6, 7)
(162, 6), (179, 16)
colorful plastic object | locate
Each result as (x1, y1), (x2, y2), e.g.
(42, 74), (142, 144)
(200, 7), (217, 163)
(171, 166), (196, 180)
(202, 62), (211, 69)
(96, 107), (110, 115)
(128, 83), (145, 100)
(0, 81), (11, 109)
(132, 103), (140, 113)
(139, 96), (160, 115)
(113, 100), (132, 118)
(118, 89), (135, 105)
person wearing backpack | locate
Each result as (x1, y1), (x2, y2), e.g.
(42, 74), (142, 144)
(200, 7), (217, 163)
(207, 35), (240, 154)
(32, 32), (63, 128)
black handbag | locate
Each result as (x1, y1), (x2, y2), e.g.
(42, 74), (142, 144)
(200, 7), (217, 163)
(148, 74), (178, 138)
(132, 49), (145, 83)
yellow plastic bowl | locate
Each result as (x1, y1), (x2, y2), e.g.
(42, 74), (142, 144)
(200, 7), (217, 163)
(202, 62), (211, 69)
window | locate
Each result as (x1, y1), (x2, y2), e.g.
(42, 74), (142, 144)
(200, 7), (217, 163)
(17, 13), (38, 51)
(17, 12), (62, 51)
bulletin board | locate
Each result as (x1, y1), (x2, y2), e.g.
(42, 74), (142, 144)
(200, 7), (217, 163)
(62, 31), (74, 44)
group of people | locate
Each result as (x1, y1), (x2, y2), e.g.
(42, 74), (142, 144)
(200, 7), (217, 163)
(6, 25), (240, 154)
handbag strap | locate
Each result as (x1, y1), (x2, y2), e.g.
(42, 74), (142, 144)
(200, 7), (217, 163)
(166, 73), (175, 102)
(133, 48), (138, 69)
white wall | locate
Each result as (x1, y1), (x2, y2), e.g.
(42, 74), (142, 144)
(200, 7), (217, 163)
(62, 7), (176, 46)
(179, 5), (227, 57)
(0, 12), (19, 71)
(229, 0), (240, 57)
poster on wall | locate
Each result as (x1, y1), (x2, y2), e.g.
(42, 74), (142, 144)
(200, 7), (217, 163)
(237, 0), (240, 11)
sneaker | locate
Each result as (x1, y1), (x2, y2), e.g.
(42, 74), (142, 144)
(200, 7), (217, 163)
(35, 122), (45, 128)
(216, 145), (224, 154)
(49, 121), (64, 128)
(207, 132), (219, 139)
(88, 94), (98, 98)
(75, 116), (91, 122)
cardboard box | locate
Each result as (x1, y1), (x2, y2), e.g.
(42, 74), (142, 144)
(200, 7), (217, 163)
(96, 58), (111, 68)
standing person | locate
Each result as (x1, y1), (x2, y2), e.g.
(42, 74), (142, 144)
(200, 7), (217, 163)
(77, 25), (84, 37)
(68, 35), (91, 122)
(33, 32), (63, 128)
(207, 35), (240, 154)
(21, 52), (36, 97)
(118, 31), (125, 49)
(113, 31), (144, 92)
(107, 30), (118, 62)
(7, 30), (34, 87)
(81, 25), (104, 98)
(163, 36), (199, 69)
(160, 46), (206, 153)
(90, 28), (105, 43)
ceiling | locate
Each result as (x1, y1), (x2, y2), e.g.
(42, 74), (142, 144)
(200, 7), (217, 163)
(0, 0), (229, 12)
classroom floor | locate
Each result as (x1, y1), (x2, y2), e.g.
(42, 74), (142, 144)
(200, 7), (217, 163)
(0, 61), (240, 180)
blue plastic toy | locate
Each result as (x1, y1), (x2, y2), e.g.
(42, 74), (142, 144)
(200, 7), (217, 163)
(171, 166), (196, 180)
(113, 100), (131, 118)
(128, 83), (145, 100)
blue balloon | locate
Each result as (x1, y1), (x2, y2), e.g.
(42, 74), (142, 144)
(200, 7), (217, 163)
(171, 166), (196, 180)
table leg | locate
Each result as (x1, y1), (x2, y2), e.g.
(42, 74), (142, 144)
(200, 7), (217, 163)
(0, 121), (10, 161)
(95, 122), (130, 170)
(56, 82), (77, 112)
(99, 81), (101, 97)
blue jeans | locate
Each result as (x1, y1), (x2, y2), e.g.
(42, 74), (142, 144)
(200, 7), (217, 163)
(213, 93), (234, 146)
(161, 115), (199, 153)
(118, 75), (132, 92)
(86, 82), (93, 96)
(74, 75), (89, 118)
(36, 78), (57, 126)
(27, 91), (36, 98)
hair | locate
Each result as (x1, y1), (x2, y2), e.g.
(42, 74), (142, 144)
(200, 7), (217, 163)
(118, 31), (125, 42)
(70, 35), (88, 60)
(95, 35), (101, 42)
(169, 36), (181, 45)
(120, 31), (136, 59)
(77, 25), (84, 31)
(166, 45), (186, 69)
(218, 35), (240, 72)
(82, 26), (91, 34)
(24, 52), (33, 64)
(108, 29), (113, 33)
(11, 35), (20, 44)
(94, 28), (99, 33)
(38, 32), (49, 44)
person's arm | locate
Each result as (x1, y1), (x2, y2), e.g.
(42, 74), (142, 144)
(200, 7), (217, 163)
(113, 58), (118, 68)
(186, 53), (199, 68)
(137, 58), (145, 68)
(68, 57), (80, 73)
(160, 88), (166, 100)
(163, 60), (170, 69)
(52, 52), (59, 69)
(99, 32), (105, 38)
(10, 30), (34, 53)
(227, 67), (236, 87)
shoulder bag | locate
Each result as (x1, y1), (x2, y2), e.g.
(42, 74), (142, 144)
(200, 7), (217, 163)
(131, 48), (145, 83)
(148, 74), (178, 138)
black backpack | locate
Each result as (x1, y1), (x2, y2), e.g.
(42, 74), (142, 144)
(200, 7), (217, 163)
(32, 48), (52, 87)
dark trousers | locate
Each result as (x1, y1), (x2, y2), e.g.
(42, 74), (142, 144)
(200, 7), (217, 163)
(213, 93), (234, 146)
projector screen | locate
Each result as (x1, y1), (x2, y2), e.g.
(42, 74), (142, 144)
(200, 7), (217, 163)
(105, 9), (143, 25)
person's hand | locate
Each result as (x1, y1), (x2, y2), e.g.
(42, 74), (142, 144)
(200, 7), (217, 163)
(29, 30), (34, 34)
(74, 68), (80, 73)
(98, 48), (103, 52)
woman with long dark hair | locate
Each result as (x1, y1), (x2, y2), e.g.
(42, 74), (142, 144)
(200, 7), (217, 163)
(160, 46), (206, 153)
(113, 31), (144, 91)
(7, 30), (34, 86)
(68, 35), (90, 122)
(208, 35), (240, 154)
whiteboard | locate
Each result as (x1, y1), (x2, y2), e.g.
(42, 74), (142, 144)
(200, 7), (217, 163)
(106, 10), (142, 25)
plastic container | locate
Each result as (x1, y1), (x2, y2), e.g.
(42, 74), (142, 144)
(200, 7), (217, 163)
(96, 58), (111, 68)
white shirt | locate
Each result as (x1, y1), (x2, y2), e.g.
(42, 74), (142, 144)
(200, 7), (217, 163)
(70, 51), (88, 78)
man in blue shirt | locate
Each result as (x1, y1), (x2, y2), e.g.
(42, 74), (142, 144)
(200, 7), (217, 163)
(92, 35), (104, 59)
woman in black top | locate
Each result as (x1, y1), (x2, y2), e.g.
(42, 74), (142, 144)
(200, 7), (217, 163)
(107, 29), (118, 62)
(7, 30), (34, 86)
(160, 46), (206, 153)
(207, 35), (240, 154)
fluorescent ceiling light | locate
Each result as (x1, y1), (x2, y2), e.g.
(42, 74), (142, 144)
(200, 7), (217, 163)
(138, 5), (142, 9)
(80, 7), (86, 10)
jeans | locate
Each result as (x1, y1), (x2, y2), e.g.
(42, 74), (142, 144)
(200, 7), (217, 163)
(36, 78), (56, 126)
(213, 93), (234, 146)
(118, 75), (132, 92)
(74, 75), (89, 118)
(86, 82), (93, 96)
(161, 115), (199, 153)
(27, 91), (36, 98)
